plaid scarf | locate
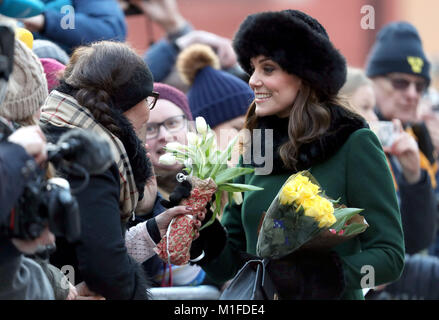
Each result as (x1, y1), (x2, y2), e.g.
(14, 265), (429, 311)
(40, 90), (138, 222)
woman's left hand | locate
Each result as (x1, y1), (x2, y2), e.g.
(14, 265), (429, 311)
(155, 205), (206, 238)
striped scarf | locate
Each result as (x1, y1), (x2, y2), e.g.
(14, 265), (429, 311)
(40, 90), (138, 222)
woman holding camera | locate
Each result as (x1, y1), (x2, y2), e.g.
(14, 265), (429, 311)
(39, 41), (204, 300)
(185, 10), (405, 300)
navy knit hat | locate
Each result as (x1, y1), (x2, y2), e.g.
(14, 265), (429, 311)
(366, 21), (431, 85)
(176, 44), (254, 128)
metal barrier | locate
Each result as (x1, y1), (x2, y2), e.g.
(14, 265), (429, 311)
(149, 285), (221, 300)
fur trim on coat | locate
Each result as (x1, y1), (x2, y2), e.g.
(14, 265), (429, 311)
(249, 105), (368, 174)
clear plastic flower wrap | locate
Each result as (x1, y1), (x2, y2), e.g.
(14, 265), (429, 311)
(257, 171), (368, 259)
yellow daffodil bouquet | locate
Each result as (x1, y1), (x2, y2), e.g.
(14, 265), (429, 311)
(256, 171), (368, 259)
(156, 117), (263, 265)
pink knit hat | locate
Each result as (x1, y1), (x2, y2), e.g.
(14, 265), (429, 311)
(153, 82), (193, 120)
(40, 58), (65, 92)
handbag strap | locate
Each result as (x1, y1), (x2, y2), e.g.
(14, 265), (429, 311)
(255, 258), (279, 300)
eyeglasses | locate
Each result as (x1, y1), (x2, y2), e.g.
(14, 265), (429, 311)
(146, 91), (160, 110)
(385, 76), (427, 94)
(146, 115), (187, 139)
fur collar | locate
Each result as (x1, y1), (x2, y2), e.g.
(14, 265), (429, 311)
(249, 105), (367, 174)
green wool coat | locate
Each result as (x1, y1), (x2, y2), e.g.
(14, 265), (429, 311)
(203, 128), (405, 300)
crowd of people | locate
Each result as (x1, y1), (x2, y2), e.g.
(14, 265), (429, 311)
(1, 0), (438, 300)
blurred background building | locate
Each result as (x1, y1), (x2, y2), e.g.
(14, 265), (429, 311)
(125, 0), (439, 86)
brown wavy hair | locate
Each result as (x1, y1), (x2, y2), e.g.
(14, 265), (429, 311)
(240, 83), (354, 170)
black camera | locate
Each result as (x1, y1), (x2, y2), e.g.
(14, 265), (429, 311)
(0, 119), (81, 242)
(0, 25), (113, 243)
(0, 119), (113, 243)
(9, 174), (81, 242)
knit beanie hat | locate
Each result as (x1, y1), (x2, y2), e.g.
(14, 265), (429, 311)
(233, 10), (347, 100)
(177, 44), (254, 128)
(40, 58), (65, 92)
(33, 39), (70, 65)
(365, 21), (431, 85)
(0, 39), (48, 121)
(153, 82), (193, 121)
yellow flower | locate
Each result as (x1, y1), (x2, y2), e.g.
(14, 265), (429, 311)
(318, 213), (337, 228)
(296, 184), (317, 204)
(303, 196), (336, 228)
(304, 204), (321, 219)
(279, 182), (299, 205)
(318, 197), (335, 216)
(280, 174), (336, 228)
(281, 174), (320, 206)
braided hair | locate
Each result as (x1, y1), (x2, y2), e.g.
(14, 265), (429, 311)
(56, 41), (154, 197)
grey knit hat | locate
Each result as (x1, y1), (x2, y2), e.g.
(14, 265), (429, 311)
(33, 39), (70, 65)
(0, 39), (48, 121)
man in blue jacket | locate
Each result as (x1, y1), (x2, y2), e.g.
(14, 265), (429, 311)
(21, 0), (127, 53)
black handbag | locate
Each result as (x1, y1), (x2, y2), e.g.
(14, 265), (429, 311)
(219, 259), (279, 300)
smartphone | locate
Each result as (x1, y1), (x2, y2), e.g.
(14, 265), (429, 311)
(368, 121), (396, 148)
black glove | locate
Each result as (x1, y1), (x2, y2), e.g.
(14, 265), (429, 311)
(189, 196), (227, 266)
(160, 179), (192, 208)
(266, 250), (345, 300)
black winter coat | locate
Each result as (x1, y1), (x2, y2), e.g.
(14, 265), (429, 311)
(42, 124), (150, 300)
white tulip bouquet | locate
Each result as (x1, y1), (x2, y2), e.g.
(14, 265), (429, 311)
(155, 117), (263, 265)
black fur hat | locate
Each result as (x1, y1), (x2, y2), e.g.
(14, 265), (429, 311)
(233, 10), (347, 99)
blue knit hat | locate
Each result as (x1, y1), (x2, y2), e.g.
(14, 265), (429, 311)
(176, 44), (254, 128)
(366, 21), (431, 85)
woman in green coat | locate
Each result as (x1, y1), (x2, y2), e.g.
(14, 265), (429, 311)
(183, 9), (405, 300)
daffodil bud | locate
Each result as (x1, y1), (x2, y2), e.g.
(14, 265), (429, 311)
(196, 117), (208, 135)
(159, 153), (177, 165)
